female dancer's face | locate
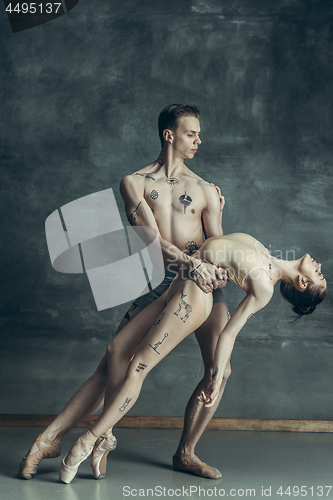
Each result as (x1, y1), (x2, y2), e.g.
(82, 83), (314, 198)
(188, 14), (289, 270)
(299, 254), (327, 288)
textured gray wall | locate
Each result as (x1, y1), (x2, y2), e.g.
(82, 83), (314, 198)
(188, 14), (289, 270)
(0, 0), (332, 419)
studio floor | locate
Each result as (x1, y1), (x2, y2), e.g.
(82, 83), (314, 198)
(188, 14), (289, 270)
(2, 427), (333, 500)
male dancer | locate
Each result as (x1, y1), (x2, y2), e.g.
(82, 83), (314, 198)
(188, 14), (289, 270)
(19, 104), (231, 481)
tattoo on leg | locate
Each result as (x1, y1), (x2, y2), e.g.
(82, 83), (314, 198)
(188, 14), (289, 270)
(165, 178), (179, 186)
(173, 292), (193, 323)
(135, 362), (147, 373)
(212, 367), (219, 379)
(149, 333), (168, 355)
(150, 190), (159, 200)
(135, 173), (155, 180)
(128, 202), (141, 223)
(119, 397), (132, 412)
(154, 311), (165, 326)
(185, 241), (199, 254)
(179, 191), (192, 213)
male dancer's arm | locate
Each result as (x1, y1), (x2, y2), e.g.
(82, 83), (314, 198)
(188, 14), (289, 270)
(120, 175), (224, 292)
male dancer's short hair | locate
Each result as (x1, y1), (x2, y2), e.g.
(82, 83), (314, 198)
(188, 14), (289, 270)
(158, 104), (200, 147)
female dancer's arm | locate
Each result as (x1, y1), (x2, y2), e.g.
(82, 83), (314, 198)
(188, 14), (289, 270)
(200, 279), (273, 407)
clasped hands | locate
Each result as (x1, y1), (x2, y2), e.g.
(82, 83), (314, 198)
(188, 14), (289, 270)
(190, 259), (228, 294)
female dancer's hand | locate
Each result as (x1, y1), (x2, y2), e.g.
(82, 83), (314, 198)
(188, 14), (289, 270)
(198, 379), (221, 408)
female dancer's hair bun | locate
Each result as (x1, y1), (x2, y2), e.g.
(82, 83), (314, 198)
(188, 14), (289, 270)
(292, 305), (316, 316)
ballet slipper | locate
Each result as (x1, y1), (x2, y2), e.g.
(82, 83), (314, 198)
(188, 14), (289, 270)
(18, 438), (61, 479)
(59, 431), (96, 484)
(173, 454), (222, 480)
(91, 433), (117, 479)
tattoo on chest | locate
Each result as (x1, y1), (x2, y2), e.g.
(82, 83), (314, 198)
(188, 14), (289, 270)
(165, 178), (179, 186)
(135, 173), (155, 180)
(185, 241), (199, 254)
(128, 202), (141, 222)
(135, 362), (147, 373)
(150, 190), (159, 200)
(149, 333), (168, 355)
(174, 292), (193, 323)
(119, 397), (132, 412)
(179, 191), (192, 214)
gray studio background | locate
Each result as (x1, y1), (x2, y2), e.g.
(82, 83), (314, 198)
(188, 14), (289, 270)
(1, 0), (332, 419)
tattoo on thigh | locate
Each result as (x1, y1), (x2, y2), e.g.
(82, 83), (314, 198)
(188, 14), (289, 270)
(119, 397), (132, 412)
(135, 173), (155, 180)
(185, 241), (198, 254)
(150, 190), (159, 200)
(135, 362), (147, 373)
(149, 333), (168, 355)
(212, 367), (219, 379)
(174, 292), (193, 323)
(128, 202), (141, 223)
(154, 311), (165, 326)
(179, 191), (192, 213)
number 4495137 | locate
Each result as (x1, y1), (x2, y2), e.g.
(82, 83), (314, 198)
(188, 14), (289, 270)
(277, 485), (332, 496)
(6, 3), (62, 14)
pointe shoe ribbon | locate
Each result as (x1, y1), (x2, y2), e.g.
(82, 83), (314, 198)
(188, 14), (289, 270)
(18, 438), (61, 480)
(173, 454), (222, 480)
(91, 434), (117, 479)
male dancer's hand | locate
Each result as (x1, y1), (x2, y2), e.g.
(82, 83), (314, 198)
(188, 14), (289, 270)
(188, 258), (228, 294)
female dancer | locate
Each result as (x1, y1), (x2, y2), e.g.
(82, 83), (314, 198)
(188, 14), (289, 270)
(57, 232), (326, 483)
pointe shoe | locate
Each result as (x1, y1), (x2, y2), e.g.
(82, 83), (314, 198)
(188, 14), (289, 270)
(91, 434), (117, 479)
(59, 431), (95, 484)
(18, 438), (61, 479)
(173, 454), (222, 480)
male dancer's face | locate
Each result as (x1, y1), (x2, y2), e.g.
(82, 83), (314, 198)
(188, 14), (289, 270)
(170, 116), (202, 160)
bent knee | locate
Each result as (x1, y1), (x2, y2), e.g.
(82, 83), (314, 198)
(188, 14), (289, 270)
(106, 342), (133, 367)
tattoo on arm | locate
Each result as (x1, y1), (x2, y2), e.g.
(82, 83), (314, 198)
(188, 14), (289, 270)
(212, 367), (219, 379)
(149, 333), (168, 355)
(173, 291), (193, 323)
(119, 397), (132, 412)
(128, 202), (141, 222)
(135, 362), (147, 373)
(158, 159), (165, 166)
(179, 191), (192, 213)
(185, 241), (199, 254)
(135, 173), (155, 180)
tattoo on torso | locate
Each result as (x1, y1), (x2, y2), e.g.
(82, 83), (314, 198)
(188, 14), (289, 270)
(128, 202), (141, 222)
(179, 191), (192, 213)
(119, 397), (132, 412)
(135, 173), (155, 180)
(185, 241), (199, 254)
(149, 333), (168, 355)
(164, 178), (179, 186)
(150, 189), (159, 200)
(174, 292), (193, 323)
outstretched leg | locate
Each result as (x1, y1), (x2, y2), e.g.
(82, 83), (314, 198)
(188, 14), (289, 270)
(18, 302), (144, 479)
(173, 302), (231, 479)
(60, 282), (208, 482)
